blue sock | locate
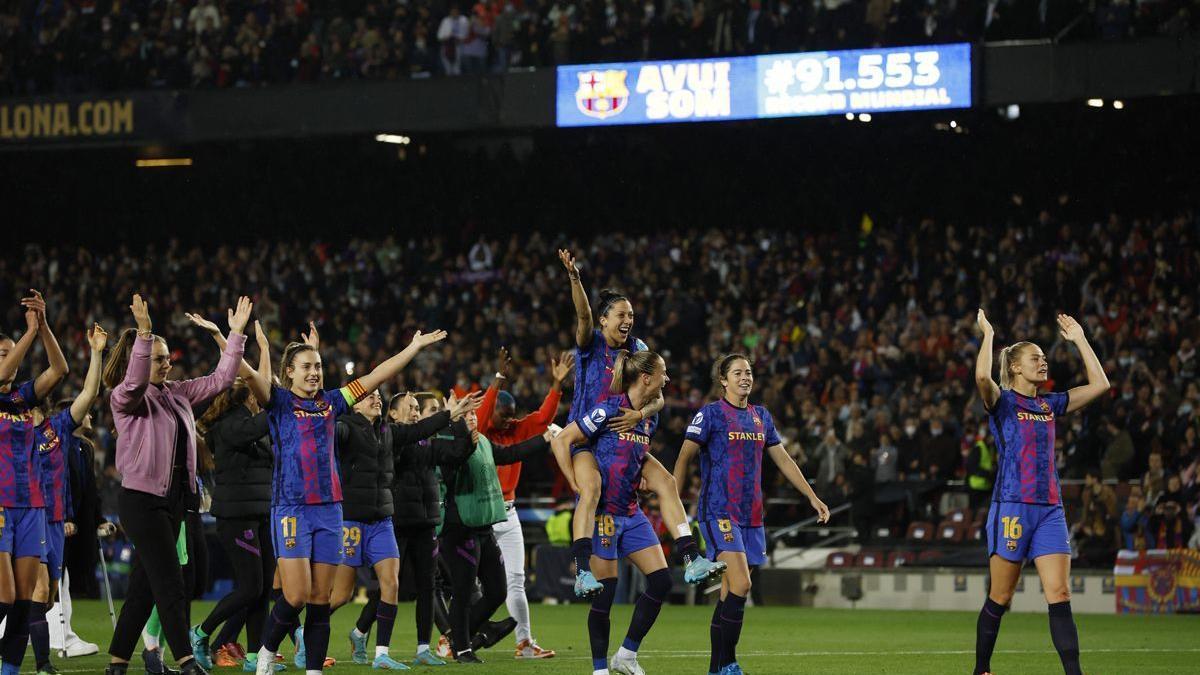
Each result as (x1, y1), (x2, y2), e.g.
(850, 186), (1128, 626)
(1048, 601), (1082, 675)
(572, 538), (593, 574)
(0, 599), (32, 670)
(588, 578), (618, 671)
(974, 597), (1006, 675)
(261, 598), (302, 653)
(375, 602), (397, 649)
(623, 569), (672, 651)
(708, 600), (724, 674)
(30, 600), (50, 668)
(719, 592), (746, 668)
(304, 603), (332, 671)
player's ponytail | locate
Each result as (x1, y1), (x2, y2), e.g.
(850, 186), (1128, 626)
(998, 341), (1035, 390)
(280, 342), (317, 390)
(102, 327), (167, 389)
(610, 349), (661, 393)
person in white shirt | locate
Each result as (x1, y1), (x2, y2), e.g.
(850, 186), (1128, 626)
(437, 5), (470, 75)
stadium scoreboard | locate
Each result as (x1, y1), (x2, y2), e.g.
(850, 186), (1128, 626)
(556, 43), (971, 127)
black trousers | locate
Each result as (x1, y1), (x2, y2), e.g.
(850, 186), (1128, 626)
(181, 510), (209, 625)
(108, 488), (191, 662)
(202, 517), (275, 652)
(439, 523), (506, 653)
(394, 524), (440, 645)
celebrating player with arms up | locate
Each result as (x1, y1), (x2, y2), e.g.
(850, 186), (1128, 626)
(972, 310), (1110, 675)
(551, 350), (675, 675)
(554, 249), (724, 599)
(244, 323), (447, 675)
(673, 354), (829, 675)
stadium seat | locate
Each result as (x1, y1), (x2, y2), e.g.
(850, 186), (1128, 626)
(906, 521), (934, 542)
(886, 551), (916, 568)
(946, 508), (972, 524)
(917, 550), (945, 564)
(856, 550), (884, 568)
(937, 520), (967, 543)
(973, 506), (989, 526)
(825, 551), (854, 568)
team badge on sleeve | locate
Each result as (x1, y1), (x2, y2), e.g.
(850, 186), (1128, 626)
(582, 408), (607, 433)
(687, 412), (704, 436)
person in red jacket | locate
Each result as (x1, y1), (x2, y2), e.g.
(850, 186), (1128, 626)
(476, 347), (572, 659)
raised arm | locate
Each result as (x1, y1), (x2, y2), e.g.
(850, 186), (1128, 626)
(390, 411), (453, 447)
(476, 348), (510, 433)
(1058, 314), (1112, 414)
(185, 312), (256, 379)
(70, 324), (107, 424)
(767, 442), (830, 523)
(24, 290), (69, 400)
(173, 296), (252, 406)
(245, 320), (273, 405)
(559, 249), (593, 348)
(0, 305), (40, 385)
(975, 309), (1001, 411)
(110, 294), (155, 413)
(550, 421), (587, 493)
(355, 329), (448, 395)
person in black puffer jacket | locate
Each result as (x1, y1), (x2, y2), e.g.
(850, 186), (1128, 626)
(330, 388), (481, 668)
(191, 379), (275, 666)
(353, 391), (480, 665)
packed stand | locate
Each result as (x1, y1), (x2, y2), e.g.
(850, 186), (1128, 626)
(3, 0), (1199, 96)
(2, 211), (1198, 568)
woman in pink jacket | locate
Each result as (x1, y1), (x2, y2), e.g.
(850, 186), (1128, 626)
(101, 294), (254, 675)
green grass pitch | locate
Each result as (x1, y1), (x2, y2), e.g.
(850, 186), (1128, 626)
(37, 601), (1198, 674)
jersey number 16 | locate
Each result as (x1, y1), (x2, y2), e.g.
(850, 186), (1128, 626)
(1001, 516), (1022, 540)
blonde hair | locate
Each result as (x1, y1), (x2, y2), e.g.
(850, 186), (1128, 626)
(610, 349), (662, 394)
(999, 341), (1036, 390)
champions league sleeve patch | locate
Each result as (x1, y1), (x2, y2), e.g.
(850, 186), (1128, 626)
(581, 407), (607, 434)
(687, 411), (704, 436)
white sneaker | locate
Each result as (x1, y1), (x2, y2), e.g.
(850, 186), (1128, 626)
(63, 639), (100, 657)
(255, 647), (275, 675)
(610, 650), (645, 675)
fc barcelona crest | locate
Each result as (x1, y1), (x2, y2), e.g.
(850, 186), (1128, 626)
(285, 538), (297, 549)
(576, 70), (630, 120)
(1039, 400), (1050, 413)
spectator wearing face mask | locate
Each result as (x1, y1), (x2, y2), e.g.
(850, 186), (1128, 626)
(919, 417), (957, 481)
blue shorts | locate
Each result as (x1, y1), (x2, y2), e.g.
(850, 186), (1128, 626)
(986, 502), (1070, 563)
(593, 510), (661, 560)
(341, 517), (400, 568)
(701, 518), (767, 567)
(45, 520), (66, 579)
(0, 507), (47, 559)
(272, 503), (343, 565)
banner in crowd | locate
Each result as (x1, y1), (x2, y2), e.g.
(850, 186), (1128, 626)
(1113, 548), (1200, 613)
(556, 43), (972, 127)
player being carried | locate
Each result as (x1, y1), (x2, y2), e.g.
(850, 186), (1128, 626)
(553, 249), (725, 599)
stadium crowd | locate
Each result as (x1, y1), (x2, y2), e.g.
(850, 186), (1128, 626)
(2, 0), (1198, 96)
(2, 211), (1198, 573)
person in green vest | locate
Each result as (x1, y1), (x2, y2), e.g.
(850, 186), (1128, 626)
(965, 431), (997, 511)
(545, 500), (574, 548)
(437, 410), (559, 664)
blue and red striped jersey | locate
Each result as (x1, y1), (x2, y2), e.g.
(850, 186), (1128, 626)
(569, 329), (647, 423)
(578, 393), (658, 517)
(0, 380), (44, 508)
(988, 389), (1070, 505)
(36, 409), (78, 522)
(687, 399), (781, 527)
(266, 382), (363, 506)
